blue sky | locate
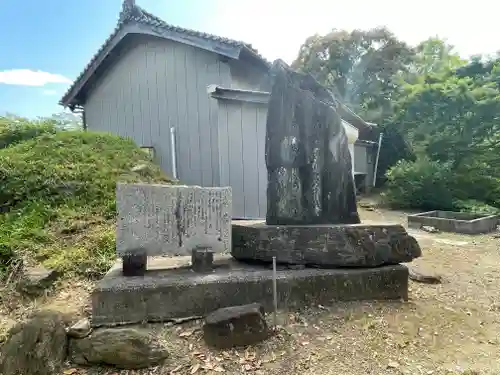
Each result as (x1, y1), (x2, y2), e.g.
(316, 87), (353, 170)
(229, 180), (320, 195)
(0, 0), (213, 118)
(1, 0), (499, 119)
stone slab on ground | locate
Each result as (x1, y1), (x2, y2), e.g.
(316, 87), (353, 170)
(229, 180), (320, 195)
(68, 327), (169, 369)
(232, 222), (421, 267)
(203, 303), (268, 349)
(91, 256), (409, 327)
(116, 183), (232, 257)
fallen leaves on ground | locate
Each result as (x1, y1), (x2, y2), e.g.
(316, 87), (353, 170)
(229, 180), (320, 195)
(5, 207), (500, 375)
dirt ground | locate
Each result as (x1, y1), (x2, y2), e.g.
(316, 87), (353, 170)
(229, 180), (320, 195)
(1, 206), (499, 375)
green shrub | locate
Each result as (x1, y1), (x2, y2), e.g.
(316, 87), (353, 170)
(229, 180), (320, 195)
(451, 168), (500, 209)
(382, 158), (454, 210)
(0, 131), (170, 212)
(0, 116), (58, 149)
(452, 199), (500, 216)
(0, 128), (172, 279)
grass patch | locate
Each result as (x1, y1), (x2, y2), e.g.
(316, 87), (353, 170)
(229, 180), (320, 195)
(0, 128), (172, 279)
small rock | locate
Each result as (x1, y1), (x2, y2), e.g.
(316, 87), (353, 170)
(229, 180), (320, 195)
(0, 310), (68, 375)
(359, 202), (376, 210)
(131, 164), (149, 172)
(387, 360), (400, 369)
(131, 164), (155, 177)
(68, 327), (169, 369)
(67, 318), (91, 338)
(421, 225), (439, 233)
(203, 303), (269, 349)
(408, 267), (442, 284)
(16, 266), (59, 297)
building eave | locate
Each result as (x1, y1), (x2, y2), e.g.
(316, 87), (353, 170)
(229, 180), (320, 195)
(207, 85), (270, 104)
(207, 85), (372, 141)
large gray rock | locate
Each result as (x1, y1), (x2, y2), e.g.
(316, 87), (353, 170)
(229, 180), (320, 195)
(203, 303), (269, 349)
(116, 183), (231, 257)
(232, 222), (422, 267)
(0, 311), (68, 375)
(68, 327), (169, 369)
(265, 60), (360, 225)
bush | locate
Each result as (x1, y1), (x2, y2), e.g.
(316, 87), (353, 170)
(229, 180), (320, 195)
(383, 157), (500, 213)
(451, 168), (500, 209)
(0, 128), (172, 279)
(0, 131), (170, 211)
(452, 199), (500, 216)
(0, 116), (57, 149)
(382, 158), (454, 210)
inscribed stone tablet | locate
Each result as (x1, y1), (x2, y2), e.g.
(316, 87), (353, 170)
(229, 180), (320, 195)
(116, 183), (232, 256)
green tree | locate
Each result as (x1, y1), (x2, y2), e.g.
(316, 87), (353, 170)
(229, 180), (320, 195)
(409, 37), (466, 77)
(43, 111), (83, 130)
(385, 57), (500, 209)
(292, 27), (415, 121)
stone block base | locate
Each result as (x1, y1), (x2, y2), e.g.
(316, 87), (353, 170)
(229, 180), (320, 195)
(232, 221), (422, 267)
(91, 256), (409, 327)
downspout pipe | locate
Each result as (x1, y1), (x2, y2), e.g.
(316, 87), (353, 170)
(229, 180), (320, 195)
(373, 132), (383, 187)
(82, 109), (87, 131)
(170, 126), (178, 179)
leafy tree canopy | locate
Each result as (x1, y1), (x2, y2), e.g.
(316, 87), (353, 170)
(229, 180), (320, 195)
(293, 27), (500, 211)
(385, 57), (500, 209)
(292, 27), (414, 121)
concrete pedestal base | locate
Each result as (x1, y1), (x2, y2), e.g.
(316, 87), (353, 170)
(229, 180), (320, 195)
(91, 256), (409, 327)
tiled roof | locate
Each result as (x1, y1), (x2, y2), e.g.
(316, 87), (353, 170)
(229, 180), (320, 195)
(60, 0), (267, 107)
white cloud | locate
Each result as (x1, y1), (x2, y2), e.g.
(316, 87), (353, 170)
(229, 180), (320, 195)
(42, 89), (57, 96)
(0, 69), (71, 87)
(207, 0), (500, 64)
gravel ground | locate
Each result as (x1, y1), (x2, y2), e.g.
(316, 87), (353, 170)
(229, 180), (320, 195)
(2, 207), (499, 375)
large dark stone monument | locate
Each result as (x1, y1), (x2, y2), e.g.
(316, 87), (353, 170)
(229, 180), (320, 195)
(265, 59), (360, 226)
(232, 60), (422, 268)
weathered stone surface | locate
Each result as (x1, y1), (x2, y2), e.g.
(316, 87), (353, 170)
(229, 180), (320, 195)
(116, 183), (231, 257)
(16, 266), (59, 296)
(91, 256), (409, 327)
(0, 311), (68, 375)
(68, 327), (169, 369)
(232, 222), (421, 267)
(203, 303), (268, 348)
(122, 254), (147, 276)
(191, 247), (214, 273)
(67, 318), (92, 338)
(265, 60), (359, 226)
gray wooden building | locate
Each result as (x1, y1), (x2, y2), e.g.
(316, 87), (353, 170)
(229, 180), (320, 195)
(208, 86), (378, 218)
(60, 0), (378, 219)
